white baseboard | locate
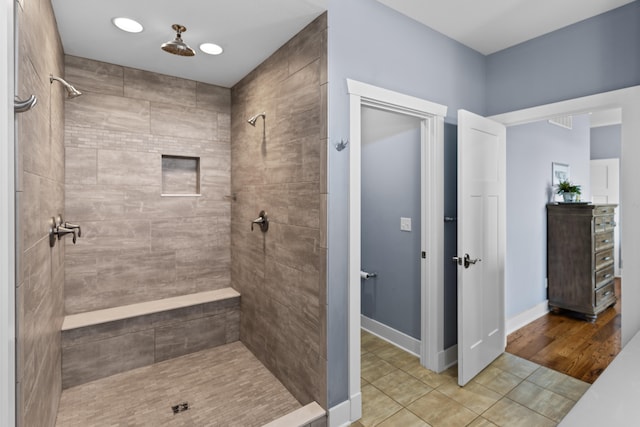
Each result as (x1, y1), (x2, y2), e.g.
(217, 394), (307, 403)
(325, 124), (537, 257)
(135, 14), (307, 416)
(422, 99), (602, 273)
(328, 398), (353, 427)
(437, 344), (458, 371)
(360, 315), (421, 356)
(506, 300), (550, 335)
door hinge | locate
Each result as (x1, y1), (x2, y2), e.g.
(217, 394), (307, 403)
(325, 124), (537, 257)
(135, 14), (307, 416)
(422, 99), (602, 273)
(421, 251), (426, 259)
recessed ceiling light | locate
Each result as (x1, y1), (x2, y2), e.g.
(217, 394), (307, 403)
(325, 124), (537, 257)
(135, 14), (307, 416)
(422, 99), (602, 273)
(112, 17), (143, 33)
(199, 43), (224, 55)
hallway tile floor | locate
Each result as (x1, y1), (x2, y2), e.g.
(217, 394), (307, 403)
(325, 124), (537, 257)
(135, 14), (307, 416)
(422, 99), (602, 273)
(351, 331), (590, 427)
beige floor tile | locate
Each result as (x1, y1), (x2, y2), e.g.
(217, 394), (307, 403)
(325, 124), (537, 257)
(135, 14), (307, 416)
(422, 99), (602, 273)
(372, 369), (432, 406)
(437, 380), (502, 414)
(403, 360), (452, 389)
(507, 380), (576, 422)
(350, 422), (365, 427)
(492, 353), (540, 379)
(360, 384), (403, 427)
(407, 390), (478, 427)
(376, 343), (420, 370)
(472, 366), (523, 395)
(467, 417), (498, 426)
(361, 331), (394, 354)
(377, 409), (432, 427)
(526, 366), (590, 401)
(482, 398), (556, 427)
(361, 352), (397, 383)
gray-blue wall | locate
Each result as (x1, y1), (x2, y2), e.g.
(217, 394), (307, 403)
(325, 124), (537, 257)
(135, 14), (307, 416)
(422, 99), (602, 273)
(506, 115), (591, 318)
(361, 108), (422, 339)
(327, 0), (486, 406)
(326, 0), (640, 408)
(591, 125), (622, 159)
(486, 1), (640, 116)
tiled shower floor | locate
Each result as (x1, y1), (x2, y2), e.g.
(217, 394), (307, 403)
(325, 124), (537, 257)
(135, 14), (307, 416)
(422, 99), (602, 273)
(55, 341), (301, 426)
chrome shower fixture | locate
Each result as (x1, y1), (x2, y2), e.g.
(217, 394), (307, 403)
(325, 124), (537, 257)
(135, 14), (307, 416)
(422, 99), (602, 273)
(49, 75), (82, 99)
(161, 24), (195, 57)
(247, 112), (266, 126)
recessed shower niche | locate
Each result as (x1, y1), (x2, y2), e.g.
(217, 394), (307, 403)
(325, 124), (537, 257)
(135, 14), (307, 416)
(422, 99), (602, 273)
(161, 155), (201, 196)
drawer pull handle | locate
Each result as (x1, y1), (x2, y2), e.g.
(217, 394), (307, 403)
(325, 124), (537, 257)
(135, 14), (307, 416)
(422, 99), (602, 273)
(603, 290), (613, 297)
(602, 240), (610, 243)
(603, 256), (612, 261)
(604, 273), (612, 278)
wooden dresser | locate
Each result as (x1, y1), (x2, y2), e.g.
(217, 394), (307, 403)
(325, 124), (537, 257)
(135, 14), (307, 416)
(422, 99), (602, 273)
(547, 203), (617, 320)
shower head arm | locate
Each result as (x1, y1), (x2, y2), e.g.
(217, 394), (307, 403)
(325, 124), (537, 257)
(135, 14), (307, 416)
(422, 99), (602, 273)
(50, 74), (82, 98)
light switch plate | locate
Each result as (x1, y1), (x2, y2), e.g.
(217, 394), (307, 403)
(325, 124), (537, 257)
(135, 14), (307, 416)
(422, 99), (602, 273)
(400, 217), (411, 232)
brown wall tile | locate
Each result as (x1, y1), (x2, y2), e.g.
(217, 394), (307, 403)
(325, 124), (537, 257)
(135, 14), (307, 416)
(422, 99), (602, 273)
(155, 315), (227, 362)
(16, 1), (65, 425)
(65, 92), (151, 133)
(62, 330), (155, 389)
(124, 68), (196, 107)
(65, 56), (231, 314)
(65, 55), (124, 96)
(231, 13), (327, 407)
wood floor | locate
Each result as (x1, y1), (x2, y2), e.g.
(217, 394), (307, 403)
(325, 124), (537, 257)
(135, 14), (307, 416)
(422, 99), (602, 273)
(506, 279), (621, 384)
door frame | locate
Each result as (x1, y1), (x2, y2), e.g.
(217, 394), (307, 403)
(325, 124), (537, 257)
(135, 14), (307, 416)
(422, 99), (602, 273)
(346, 79), (447, 421)
(1, 0), (16, 425)
(489, 85), (640, 346)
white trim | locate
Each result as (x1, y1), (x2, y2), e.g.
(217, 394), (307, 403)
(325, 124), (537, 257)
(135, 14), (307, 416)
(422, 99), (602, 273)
(506, 300), (550, 336)
(347, 78), (447, 424)
(346, 79), (448, 118)
(361, 316), (421, 356)
(0, 0), (15, 425)
(491, 85), (640, 347)
(327, 399), (353, 427)
(438, 344), (458, 370)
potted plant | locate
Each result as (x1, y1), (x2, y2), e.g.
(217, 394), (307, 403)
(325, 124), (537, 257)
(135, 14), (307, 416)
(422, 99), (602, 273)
(556, 179), (582, 202)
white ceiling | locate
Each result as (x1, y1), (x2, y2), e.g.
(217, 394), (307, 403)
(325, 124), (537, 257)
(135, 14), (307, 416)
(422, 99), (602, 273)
(376, 0), (635, 55)
(51, 0), (328, 88)
(52, 0), (634, 88)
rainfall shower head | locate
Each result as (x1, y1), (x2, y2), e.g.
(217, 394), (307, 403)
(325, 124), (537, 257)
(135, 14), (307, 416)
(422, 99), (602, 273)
(247, 112), (266, 126)
(161, 24), (195, 57)
(49, 75), (82, 99)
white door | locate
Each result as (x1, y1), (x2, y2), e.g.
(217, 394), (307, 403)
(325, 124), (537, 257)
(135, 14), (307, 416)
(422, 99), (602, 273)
(456, 110), (506, 386)
(591, 158), (621, 276)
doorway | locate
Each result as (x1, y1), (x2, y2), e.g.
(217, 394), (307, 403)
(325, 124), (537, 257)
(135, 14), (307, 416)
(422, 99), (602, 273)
(344, 83), (640, 425)
(360, 106), (423, 355)
(346, 79), (447, 421)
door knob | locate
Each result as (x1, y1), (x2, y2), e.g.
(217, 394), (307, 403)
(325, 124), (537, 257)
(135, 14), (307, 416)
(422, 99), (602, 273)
(453, 254), (481, 268)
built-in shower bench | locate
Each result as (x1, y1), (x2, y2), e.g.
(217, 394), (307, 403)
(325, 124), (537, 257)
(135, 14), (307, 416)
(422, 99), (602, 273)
(61, 288), (241, 389)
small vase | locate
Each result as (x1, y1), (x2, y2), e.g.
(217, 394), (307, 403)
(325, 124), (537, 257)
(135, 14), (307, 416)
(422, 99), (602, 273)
(562, 192), (577, 202)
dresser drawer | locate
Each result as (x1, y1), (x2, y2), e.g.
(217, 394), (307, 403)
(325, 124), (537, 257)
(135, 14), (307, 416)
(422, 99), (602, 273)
(595, 248), (614, 271)
(594, 215), (616, 233)
(594, 231), (614, 251)
(594, 206), (616, 216)
(595, 281), (615, 307)
(595, 265), (615, 288)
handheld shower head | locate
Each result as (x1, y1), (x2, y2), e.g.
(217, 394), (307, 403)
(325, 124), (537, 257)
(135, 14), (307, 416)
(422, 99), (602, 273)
(50, 75), (82, 99)
(248, 112), (266, 126)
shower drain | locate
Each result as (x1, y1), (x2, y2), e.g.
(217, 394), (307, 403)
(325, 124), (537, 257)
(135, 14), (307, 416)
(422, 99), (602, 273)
(171, 402), (190, 414)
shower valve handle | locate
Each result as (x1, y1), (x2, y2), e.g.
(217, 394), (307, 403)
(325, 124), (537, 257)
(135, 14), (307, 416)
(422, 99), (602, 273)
(64, 222), (82, 237)
(251, 211), (269, 232)
(56, 227), (77, 244)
